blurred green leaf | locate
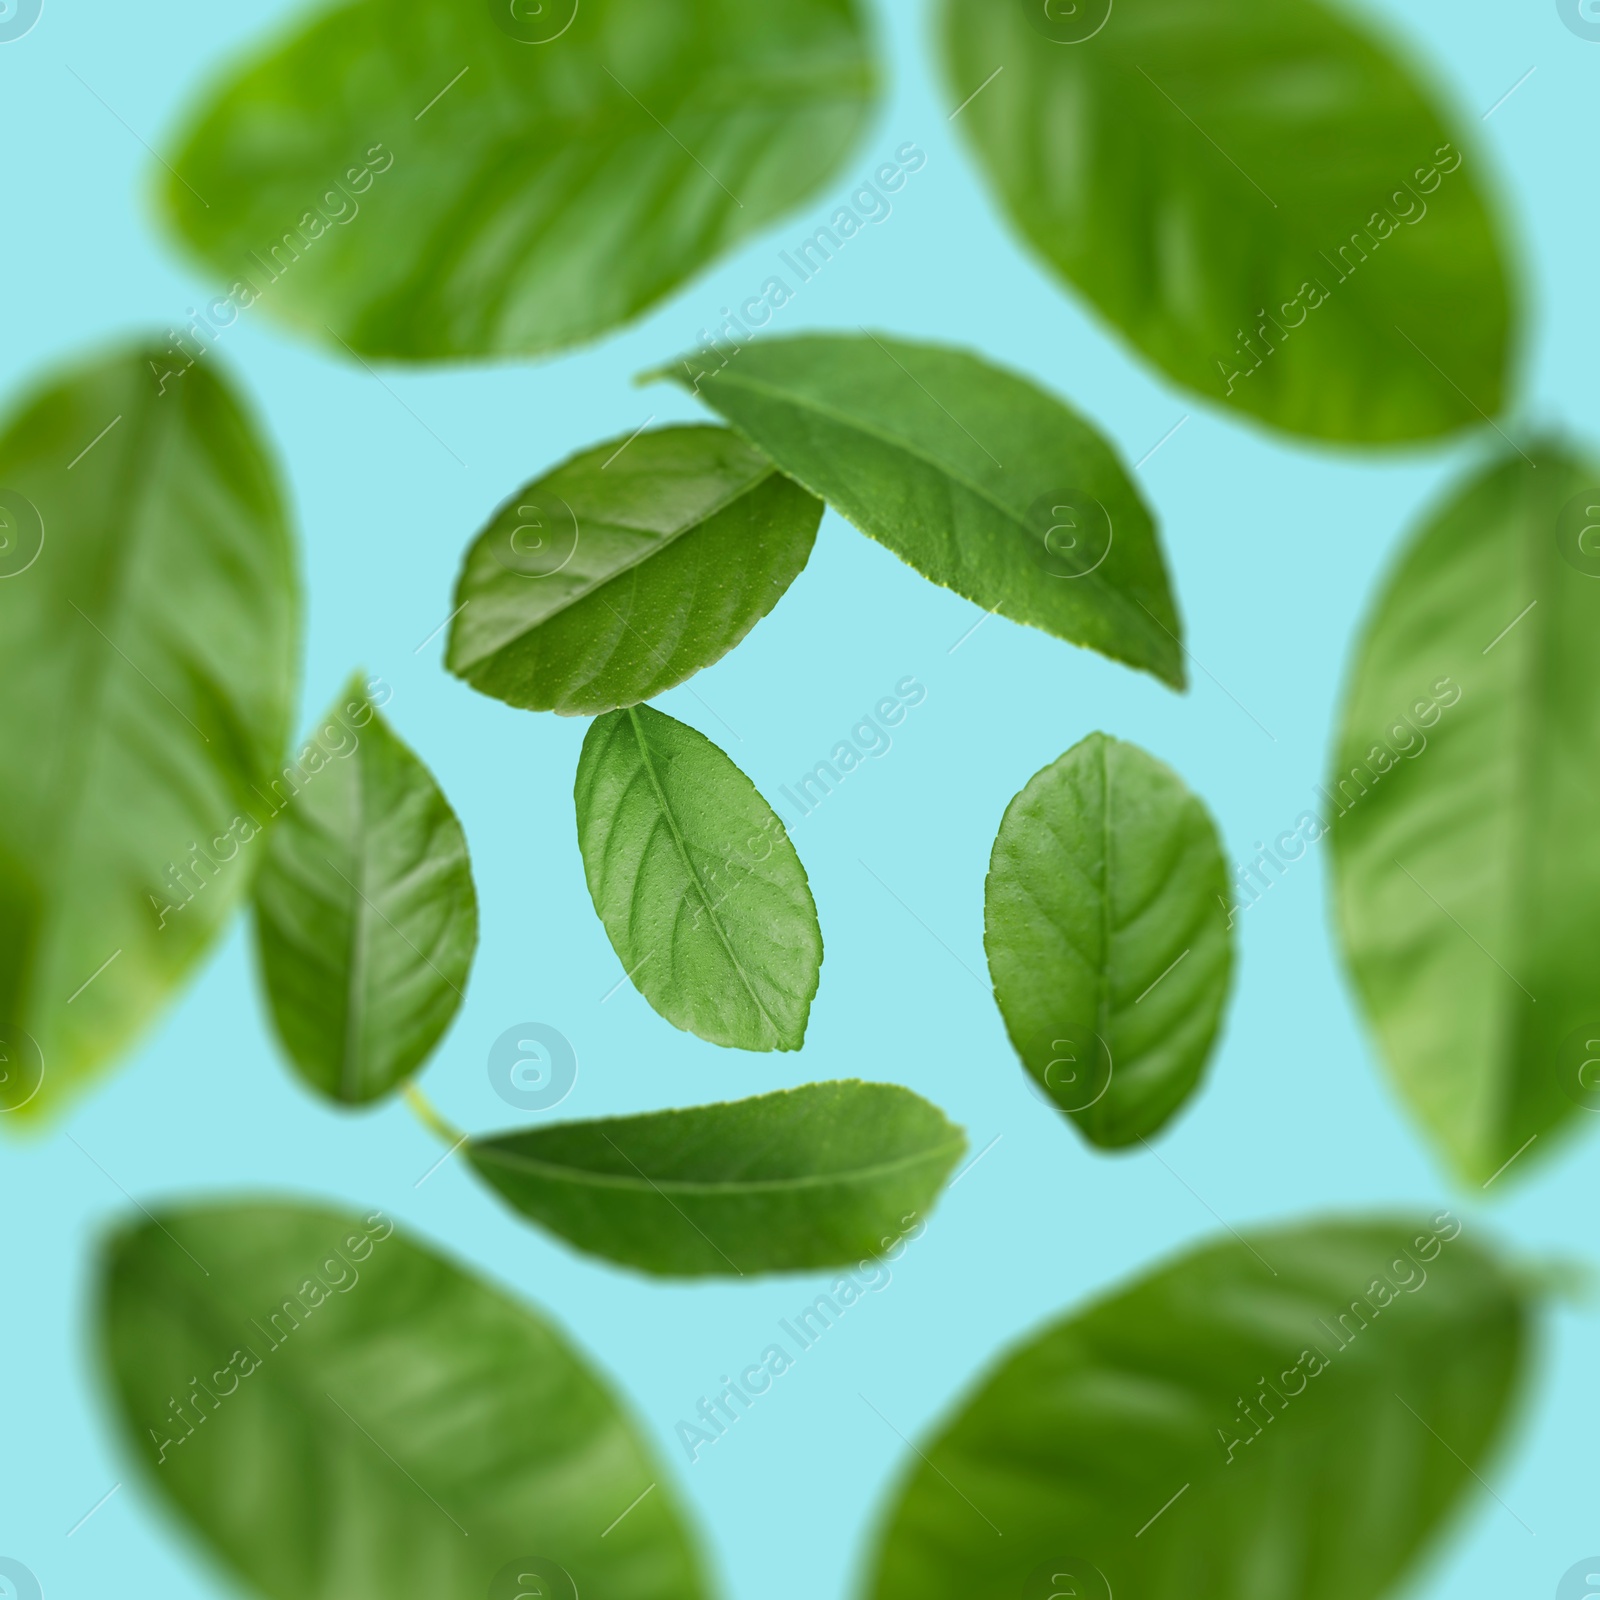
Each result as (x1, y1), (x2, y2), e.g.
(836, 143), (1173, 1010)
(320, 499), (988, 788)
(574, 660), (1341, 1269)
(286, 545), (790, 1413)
(251, 673), (478, 1106)
(985, 733), (1232, 1147)
(1331, 444), (1600, 1186)
(448, 426), (821, 715)
(0, 346), (297, 1122)
(575, 703), (821, 1050)
(941, 0), (1515, 445)
(650, 334), (1184, 688)
(468, 1080), (966, 1276)
(98, 1199), (708, 1600)
(865, 1215), (1530, 1600)
(159, 0), (878, 361)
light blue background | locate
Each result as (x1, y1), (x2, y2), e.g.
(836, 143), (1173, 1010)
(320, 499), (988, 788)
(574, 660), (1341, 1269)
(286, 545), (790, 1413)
(2, 1), (1596, 1595)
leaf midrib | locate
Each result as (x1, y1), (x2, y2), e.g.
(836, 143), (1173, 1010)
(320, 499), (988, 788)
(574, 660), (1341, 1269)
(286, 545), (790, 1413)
(473, 62), (877, 150)
(470, 1134), (965, 1197)
(43, 384), (163, 1011)
(958, 9), (1483, 428)
(1491, 471), (1553, 1155)
(1103, 56), (1467, 411)
(131, 1244), (495, 1536)
(194, 60), (872, 306)
(195, 57), (872, 202)
(623, 707), (788, 1045)
(456, 462), (776, 674)
(1096, 736), (1114, 1050)
(696, 367), (1169, 667)
(337, 737), (373, 1103)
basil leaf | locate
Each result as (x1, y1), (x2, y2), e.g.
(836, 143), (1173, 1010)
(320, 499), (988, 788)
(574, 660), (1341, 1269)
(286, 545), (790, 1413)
(941, 0), (1514, 445)
(985, 734), (1232, 1146)
(160, 0), (877, 361)
(251, 673), (478, 1106)
(97, 1200), (708, 1600)
(468, 1080), (965, 1276)
(865, 1215), (1529, 1600)
(1330, 445), (1600, 1186)
(649, 334), (1184, 688)
(575, 703), (821, 1051)
(448, 425), (821, 715)
(0, 346), (297, 1121)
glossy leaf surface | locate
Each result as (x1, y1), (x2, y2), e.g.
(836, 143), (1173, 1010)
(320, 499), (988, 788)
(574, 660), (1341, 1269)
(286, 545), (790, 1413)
(98, 1200), (708, 1599)
(0, 346), (297, 1121)
(652, 334), (1184, 687)
(941, 0), (1514, 444)
(985, 734), (1233, 1146)
(448, 426), (821, 714)
(866, 1216), (1528, 1600)
(161, 0), (878, 360)
(1331, 445), (1600, 1185)
(469, 1080), (966, 1276)
(252, 673), (478, 1105)
(575, 704), (821, 1050)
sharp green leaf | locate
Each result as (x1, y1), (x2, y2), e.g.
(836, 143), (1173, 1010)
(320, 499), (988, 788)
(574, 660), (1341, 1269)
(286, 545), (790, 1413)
(865, 1215), (1529, 1600)
(940, 0), (1515, 445)
(159, 0), (878, 361)
(985, 734), (1233, 1146)
(650, 334), (1184, 688)
(448, 425), (822, 715)
(575, 703), (821, 1051)
(97, 1199), (708, 1600)
(0, 346), (298, 1122)
(468, 1080), (966, 1277)
(1330, 444), (1600, 1186)
(251, 673), (478, 1106)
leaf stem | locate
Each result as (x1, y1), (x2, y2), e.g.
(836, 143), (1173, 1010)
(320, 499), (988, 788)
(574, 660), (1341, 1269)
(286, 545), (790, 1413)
(403, 1084), (468, 1147)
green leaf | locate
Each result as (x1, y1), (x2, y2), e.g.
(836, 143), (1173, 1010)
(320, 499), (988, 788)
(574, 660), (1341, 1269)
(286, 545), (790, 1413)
(468, 1080), (966, 1277)
(649, 334), (1184, 688)
(251, 674), (478, 1106)
(1330, 444), (1600, 1186)
(984, 734), (1232, 1147)
(97, 1199), (708, 1600)
(575, 703), (821, 1051)
(865, 1215), (1530, 1600)
(940, 0), (1515, 445)
(448, 425), (821, 715)
(159, 0), (878, 361)
(0, 346), (298, 1122)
